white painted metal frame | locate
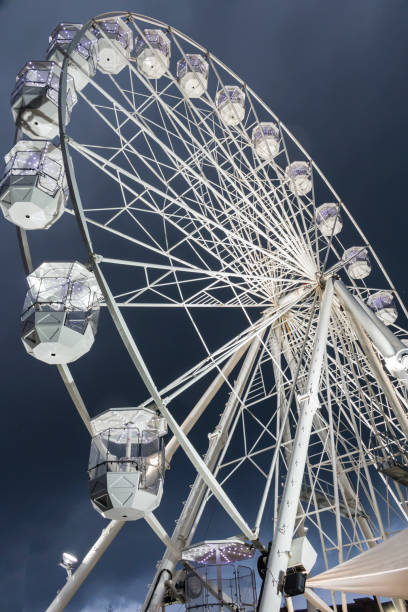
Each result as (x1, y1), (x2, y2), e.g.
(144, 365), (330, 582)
(258, 280), (334, 612)
(10, 10), (408, 612)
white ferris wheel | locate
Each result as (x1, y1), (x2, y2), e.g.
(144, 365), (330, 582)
(1, 10), (408, 612)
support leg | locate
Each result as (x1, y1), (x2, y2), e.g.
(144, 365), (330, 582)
(142, 332), (265, 612)
(258, 280), (334, 612)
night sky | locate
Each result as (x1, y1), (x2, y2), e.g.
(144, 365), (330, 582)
(1, 1), (408, 611)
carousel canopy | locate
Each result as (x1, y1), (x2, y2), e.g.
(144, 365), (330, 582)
(182, 539), (255, 565)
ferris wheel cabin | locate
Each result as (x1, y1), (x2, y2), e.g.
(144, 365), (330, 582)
(92, 17), (134, 75)
(342, 246), (371, 279)
(134, 29), (170, 79)
(88, 408), (167, 520)
(46, 23), (98, 91)
(11, 61), (77, 140)
(285, 161), (312, 196)
(177, 54), (209, 98)
(252, 122), (280, 160)
(21, 261), (102, 364)
(367, 290), (398, 326)
(0, 140), (68, 230)
(315, 203), (343, 237)
(216, 86), (246, 127)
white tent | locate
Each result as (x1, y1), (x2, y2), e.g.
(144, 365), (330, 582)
(306, 528), (408, 599)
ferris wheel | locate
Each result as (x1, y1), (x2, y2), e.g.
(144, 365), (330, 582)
(2, 10), (408, 612)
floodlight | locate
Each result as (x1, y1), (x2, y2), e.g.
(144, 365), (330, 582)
(62, 552), (78, 568)
(59, 551), (78, 579)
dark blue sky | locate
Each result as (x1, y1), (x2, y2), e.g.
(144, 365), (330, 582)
(1, 1), (408, 611)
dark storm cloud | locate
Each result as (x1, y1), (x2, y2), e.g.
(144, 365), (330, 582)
(1, 1), (408, 611)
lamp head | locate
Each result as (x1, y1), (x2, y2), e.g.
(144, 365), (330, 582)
(61, 552), (78, 570)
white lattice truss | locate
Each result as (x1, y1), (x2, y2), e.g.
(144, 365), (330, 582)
(17, 12), (408, 612)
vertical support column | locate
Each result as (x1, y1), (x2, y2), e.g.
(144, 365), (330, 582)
(142, 332), (265, 612)
(258, 280), (334, 612)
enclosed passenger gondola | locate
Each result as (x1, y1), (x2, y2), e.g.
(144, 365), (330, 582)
(285, 161), (312, 196)
(367, 290), (398, 326)
(315, 203), (342, 237)
(215, 86), (245, 127)
(93, 17), (133, 75)
(134, 29), (170, 79)
(252, 123), (280, 160)
(177, 54), (209, 98)
(88, 407), (167, 520)
(342, 246), (371, 280)
(46, 23), (98, 91)
(11, 61), (77, 140)
(0, 140), (68, 230)
(21, 261), (101, 364)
